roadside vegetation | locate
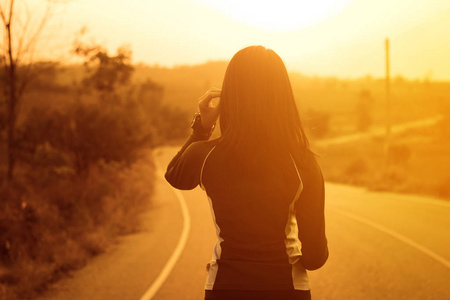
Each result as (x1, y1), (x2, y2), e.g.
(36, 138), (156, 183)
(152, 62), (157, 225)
(2, 56), (449, 299)
(1, 2), (449, 297)
(315, 101), (450, 200)
(0, 25), (188, 300)
(136, 62), (450, 201)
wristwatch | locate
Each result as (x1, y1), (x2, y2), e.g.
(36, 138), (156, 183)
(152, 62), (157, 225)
(191, 112), (215, 136)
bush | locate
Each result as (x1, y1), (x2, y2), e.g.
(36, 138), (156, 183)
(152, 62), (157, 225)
(356, 89), (373, 132)
(3, 74), (178, 299)
(0, 153), (154, 300)
(388, 143), (411, 167)
(0, 107), (5, 132)
(345, 158), (370, 177)
(1, 43), (188, 298)
(17, 93), (157, 174)
(436, 177), (450, 198)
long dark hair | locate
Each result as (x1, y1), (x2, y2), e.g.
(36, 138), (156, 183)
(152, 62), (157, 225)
(219, 46), (312, 167)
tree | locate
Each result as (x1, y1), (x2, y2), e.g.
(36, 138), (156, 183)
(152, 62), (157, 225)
(0, 0), (56, 180)
(74, 42), (134, 96)
(356, 89), (373, 132)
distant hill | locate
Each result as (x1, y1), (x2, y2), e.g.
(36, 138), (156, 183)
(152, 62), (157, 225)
(133, 61), (448, 136)
(33, 60), (450, 138)
(133, 61), (228, 113)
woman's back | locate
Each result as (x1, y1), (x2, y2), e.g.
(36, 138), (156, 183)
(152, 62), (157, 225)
(165, 45), (328, 299)
(202, 144), (300, 262)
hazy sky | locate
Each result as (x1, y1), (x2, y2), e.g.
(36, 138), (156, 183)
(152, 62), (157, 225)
(20, 0), (450, 79)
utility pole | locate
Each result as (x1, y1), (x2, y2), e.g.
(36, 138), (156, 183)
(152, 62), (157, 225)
(384, 38), (391, 169)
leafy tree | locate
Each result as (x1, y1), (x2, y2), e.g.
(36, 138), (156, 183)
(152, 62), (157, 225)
(74, 32), (134, 96)
(18, 101), (150, 175)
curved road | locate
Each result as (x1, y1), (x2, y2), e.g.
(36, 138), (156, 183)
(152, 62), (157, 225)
(39, 146), (450, 300)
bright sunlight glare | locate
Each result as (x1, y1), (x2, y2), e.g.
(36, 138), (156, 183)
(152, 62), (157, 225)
(194, 0), (356, 31)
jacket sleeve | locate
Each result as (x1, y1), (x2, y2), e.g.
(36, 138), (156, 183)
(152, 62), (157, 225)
(295, 155), (329, 270)
(165, 131), (213, 190)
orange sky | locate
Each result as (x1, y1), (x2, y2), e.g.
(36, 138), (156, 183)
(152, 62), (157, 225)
(12, 0), (450, 80)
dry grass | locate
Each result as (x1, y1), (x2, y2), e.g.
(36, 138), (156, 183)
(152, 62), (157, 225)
(315, 121), (450, 200)
(1, 62), (189, 299)
(0, 151), (155, 300)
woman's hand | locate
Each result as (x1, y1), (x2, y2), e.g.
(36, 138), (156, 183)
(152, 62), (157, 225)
(198, 88), (221, 129)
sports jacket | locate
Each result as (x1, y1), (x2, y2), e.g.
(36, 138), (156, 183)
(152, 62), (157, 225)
(165, 131), (328, 290)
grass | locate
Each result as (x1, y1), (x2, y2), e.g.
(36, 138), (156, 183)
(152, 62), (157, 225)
(315, 119), (450, 200)
(1, 63), (188, 299)
(0, 151), (155, 300)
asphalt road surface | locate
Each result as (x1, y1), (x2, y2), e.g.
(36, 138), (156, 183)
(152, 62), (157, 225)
(39, 146), (450, 300)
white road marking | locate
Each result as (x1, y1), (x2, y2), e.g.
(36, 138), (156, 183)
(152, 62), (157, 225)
(381, 193), (450, 208)
(141, 147), (449, 300)
(328, 206), (450, 270)
(325, 182), (450, 208)
(139, 160), (191, 300)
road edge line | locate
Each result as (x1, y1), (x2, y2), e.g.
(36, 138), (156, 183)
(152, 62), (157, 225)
(328, 206), (450, 270)
(139, 157), (191, 300)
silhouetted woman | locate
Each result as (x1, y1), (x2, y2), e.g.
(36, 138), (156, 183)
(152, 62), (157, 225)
(165, 46), (328, 300)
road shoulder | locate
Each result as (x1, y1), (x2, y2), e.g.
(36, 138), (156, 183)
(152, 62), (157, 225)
(37, 168), (183, 300)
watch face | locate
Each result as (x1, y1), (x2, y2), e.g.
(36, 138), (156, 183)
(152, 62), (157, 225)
(191, 112), (214, 135)
(191, 113), (201, 129)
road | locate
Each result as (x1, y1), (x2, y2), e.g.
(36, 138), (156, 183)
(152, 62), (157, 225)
(38, 146), (450, 300)
(316, 115), (443, 146)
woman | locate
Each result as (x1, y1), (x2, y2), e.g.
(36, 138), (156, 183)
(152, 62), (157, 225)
(165, 46), (328, 300)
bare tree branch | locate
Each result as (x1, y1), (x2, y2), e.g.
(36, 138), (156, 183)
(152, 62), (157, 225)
(15, 0), (30, 58)
(0, 2), (9, 63)
(16, 2), (51, 64)
(6, 3), (14, 68)
(8, 0), (14, 25)
(0, 4), (7, 26)
(0, 0), (59, 180)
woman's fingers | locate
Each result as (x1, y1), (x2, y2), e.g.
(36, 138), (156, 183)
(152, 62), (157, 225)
(199, 88), (221, 101)
(198, 88), (221, 128)
(199, 88), (221, 108)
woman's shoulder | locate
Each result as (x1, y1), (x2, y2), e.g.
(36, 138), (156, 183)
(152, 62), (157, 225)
(187, 137), (221, 152)
(182, 137), (222, 163)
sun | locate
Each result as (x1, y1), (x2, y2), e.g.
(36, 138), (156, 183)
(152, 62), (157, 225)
(194, 0), (356, 32)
